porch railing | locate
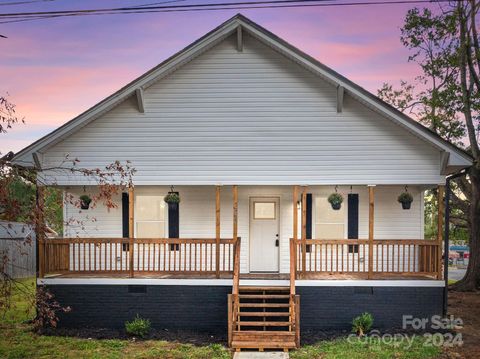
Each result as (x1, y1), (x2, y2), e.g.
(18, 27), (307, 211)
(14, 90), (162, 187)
(39, 237), (241, 278)
(291, 238), (441, 279)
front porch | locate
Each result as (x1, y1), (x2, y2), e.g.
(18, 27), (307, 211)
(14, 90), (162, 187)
(38, 184), (445, 281)
(36, 184), (445, 351)
(39, 237), (441, 280)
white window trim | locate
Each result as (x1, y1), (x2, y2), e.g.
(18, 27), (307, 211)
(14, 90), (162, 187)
(313, 195), (349, 239)
(134, 194), (168, 238)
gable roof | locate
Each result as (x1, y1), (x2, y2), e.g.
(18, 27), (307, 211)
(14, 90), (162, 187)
(13, 14), (472, 172)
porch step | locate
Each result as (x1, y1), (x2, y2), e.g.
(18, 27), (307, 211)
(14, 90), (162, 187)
(234, 331), (295, 337)
(231, 341), (297, 350)
(232, 331), (296, 350)
(239, 303), (290, 308)
(238, 321), (291, 327)
(238, 312), (290, 317)
(239, 286), (289, 292)
(231, 286), (296, 351)
(239, 294), (290, 299)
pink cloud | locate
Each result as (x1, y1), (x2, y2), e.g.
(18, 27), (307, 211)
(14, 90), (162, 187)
(0, 65), (140, 128)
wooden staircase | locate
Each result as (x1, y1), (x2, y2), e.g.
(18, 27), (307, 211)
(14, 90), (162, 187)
(228, 286), (300, 351)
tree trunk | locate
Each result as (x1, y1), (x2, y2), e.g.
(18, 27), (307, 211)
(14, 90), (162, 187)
(452, 165), (480, 291)
(451, 1), (480, 291)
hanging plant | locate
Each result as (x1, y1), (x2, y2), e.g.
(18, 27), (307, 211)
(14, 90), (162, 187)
(328, 193), (343, 210)
(397, 192), (413, 210)
(79, 194), (92, 210)
(164, 192), (180, 204)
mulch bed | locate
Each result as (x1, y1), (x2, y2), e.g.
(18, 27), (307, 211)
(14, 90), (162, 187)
(40, 327), (227, 346)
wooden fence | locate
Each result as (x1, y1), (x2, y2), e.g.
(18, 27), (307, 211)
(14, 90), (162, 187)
(0, 222), (36, 278)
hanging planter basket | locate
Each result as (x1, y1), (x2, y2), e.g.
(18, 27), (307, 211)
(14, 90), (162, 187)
(328, 193), (343, 210)
(79, 195), (92, 210)
(164, 192), (180, 204)
(397, 192), (413, 210)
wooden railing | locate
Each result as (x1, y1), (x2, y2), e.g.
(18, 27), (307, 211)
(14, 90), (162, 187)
(292, 238), (441, 279)
(39, 237), (241, 278)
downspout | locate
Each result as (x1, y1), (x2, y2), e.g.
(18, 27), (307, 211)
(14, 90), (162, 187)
(443, 169), (468, 316)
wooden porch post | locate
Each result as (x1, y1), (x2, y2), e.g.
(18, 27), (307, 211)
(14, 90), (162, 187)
(128, 185), (134, 278)
(233, 185), (238, 242)
(215, 186), (221, 278)
(368, 186), (375, 279)
(232, 185), (239, 295)
(437, 185), (444, 279)
(291, 186), (298, 293)
(301, 187), (307, 276)
(36, 185), (45, 278)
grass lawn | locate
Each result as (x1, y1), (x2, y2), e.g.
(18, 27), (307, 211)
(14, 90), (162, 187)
(291, 336), (441, 359)
(0, 278), (443, 359)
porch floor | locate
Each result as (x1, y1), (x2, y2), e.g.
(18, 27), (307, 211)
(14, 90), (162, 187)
(43, 272), (437, 280)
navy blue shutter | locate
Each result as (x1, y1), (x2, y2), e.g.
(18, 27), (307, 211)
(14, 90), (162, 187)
(122, 193), (129, 238)
(122, 193), (129, 251)
(168, 193), (180, 250)
(348, 193), (359, 253)
(306, 193), (312, 252)
(306, 193), (312, 239)
(348, 194), (359, 239)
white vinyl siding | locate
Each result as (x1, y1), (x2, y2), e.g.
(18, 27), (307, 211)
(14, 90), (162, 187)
(41, 32), (443, 186)
(63, 185), (424, 274)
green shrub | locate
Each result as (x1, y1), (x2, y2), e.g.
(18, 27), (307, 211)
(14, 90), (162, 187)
(352, 312), (373, 336)
(125, 315), (151, 338)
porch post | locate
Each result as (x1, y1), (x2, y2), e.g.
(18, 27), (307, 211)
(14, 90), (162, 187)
(233, 185), (238, 241)
(128, 185), (134, 278)
(437, 185), (444, 280)
(301, 186), (307, 276)
(291, 186), (299, 290)
(232, 185), (239, 295)
(215, 186), (221, 278)
(368, 185), (375, 279)
(36, 185), (45, 278)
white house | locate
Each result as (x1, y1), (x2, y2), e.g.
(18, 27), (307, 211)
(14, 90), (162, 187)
(12, 14), (472, 351)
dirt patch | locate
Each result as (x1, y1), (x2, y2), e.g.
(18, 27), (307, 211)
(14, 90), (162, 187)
(40, 327), (226, 346)
(444, 290), (480, 359)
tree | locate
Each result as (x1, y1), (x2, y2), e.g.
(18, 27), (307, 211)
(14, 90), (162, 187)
(1, 94), (136, 327)
(378, 3), (480, 290)
(0, 95), (22, 135)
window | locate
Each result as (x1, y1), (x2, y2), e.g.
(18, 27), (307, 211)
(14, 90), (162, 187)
(135, 195), (166, 238)
(315, 197), (345, 238)
(253, 202), (276, 220)
(348, 244), (359, 254)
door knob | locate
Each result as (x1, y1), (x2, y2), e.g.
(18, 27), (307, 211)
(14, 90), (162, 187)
(275, 239), (279, 247)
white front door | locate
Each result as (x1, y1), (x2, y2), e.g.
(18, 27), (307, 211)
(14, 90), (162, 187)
(249, 197), (280, 272)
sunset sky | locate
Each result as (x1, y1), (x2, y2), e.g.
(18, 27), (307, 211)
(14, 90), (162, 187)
(0, 0), (440, 154)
